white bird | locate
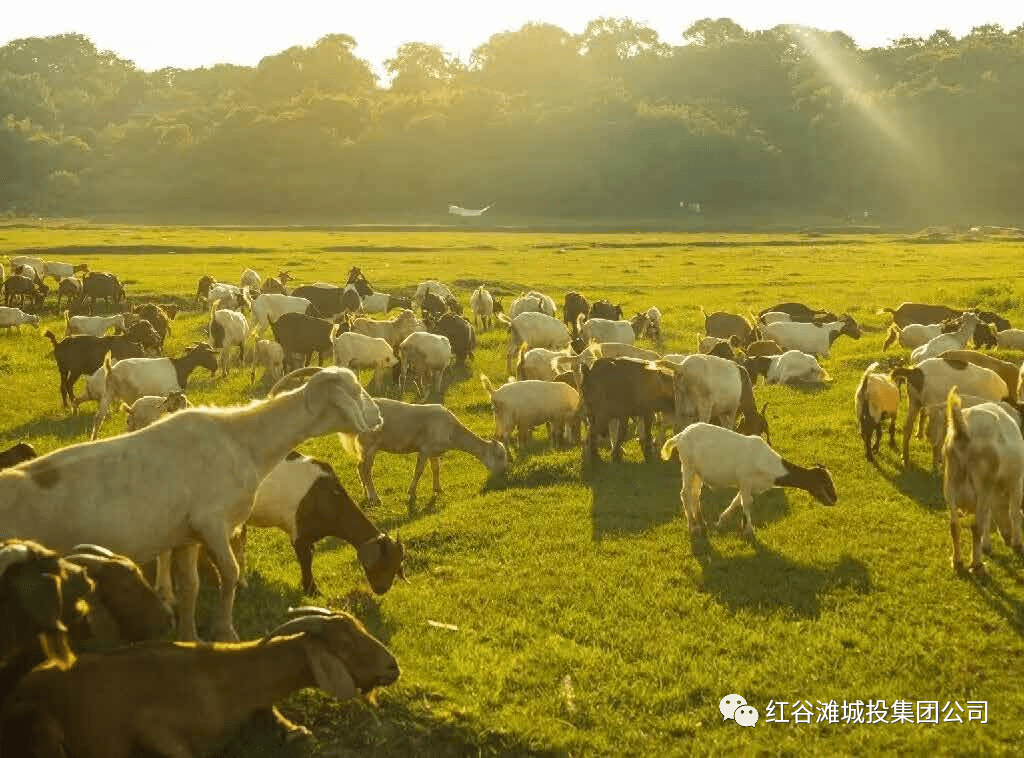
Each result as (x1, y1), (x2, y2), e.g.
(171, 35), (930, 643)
(449, 204), (493, 217)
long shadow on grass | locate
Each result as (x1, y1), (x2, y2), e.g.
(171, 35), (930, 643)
(1, 409), (95, 445)
(970, 552), (1024, 638)
(874, 458), (945, 509)
(697, 542), (872, 618)
(586, 458), (682, 539)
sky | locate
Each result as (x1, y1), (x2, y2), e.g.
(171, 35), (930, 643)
(2, 1), (1021, 76)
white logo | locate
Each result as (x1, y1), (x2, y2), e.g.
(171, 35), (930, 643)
(720, 693), (758, 727)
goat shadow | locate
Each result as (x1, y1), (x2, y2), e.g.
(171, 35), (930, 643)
(1, 408), (96, 446)
(696, 540), (873, 618)
(969, 552), (1024, 638)
(874, 455), (945, 510)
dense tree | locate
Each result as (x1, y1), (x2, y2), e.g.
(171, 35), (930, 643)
(1, 20), (1023, 223)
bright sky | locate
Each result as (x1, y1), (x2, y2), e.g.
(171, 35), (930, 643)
(3, 1), (1021, 76)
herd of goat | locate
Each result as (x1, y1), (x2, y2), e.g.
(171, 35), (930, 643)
(2, 254), (1024, 755)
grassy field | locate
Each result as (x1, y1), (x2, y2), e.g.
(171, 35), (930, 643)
(2, 225), (1024, 756)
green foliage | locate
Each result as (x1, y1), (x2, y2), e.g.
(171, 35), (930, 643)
(1, 21), (1024, 222)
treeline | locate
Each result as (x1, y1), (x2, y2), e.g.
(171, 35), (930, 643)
(1, 19), (1023, 223)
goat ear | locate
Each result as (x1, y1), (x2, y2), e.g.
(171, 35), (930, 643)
(305, 642), (359, 700)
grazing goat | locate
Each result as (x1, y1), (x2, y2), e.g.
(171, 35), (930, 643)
(121, 392), (189, 433)
(237, 452), (406, 595)
(519, 345), (575, 381)
(564, 291), (589, 335)
(351, 308), (423, 350)
(3, 275), (47, 309)
(0, 306), (39, 331)
(758, 302), (837, 323)
(589, 300), (623, 321)
(196, 274), (216, 304)
(413, 280), (453, 304)
(892, 356), (1009, 466)
(250, 338), (285, 384)
(645, 306), (662, 338)
(0, 607), (399, 758)
(398, 331), (453, 400)
(880, 302), (961, 329)
(924, 394), (1022, 471)
(883, 321), (946, 351)
(937, 349), (1020, 400)
(661, 423), (836, 537)
(759, 315), (861, 357)
(333, 332), (397, 392)
(361, 291), (412, 314)
(55, 277), (83, 311)
(854, 362), (900, 462)
(294, 284), (360, 317)
(65, 312), (126, 338)
(481, 374), (581, 450)
(79, 272), (125, 313)
(42, 261), (88, 282)
(209, 302), (249, 375)
(702, 308), (757, 346)
(249, 293), (315, 335)
(420, 290), (449, 318)
(580, 358), (677, 462)
(261, 270), (292, 295)
(0, 366), (382, 642)
(498, 311), (571, 374)
(341, 399), (508, 505)
(996, 328), (1024, 350)
(207, 283), (247, 310)
(669, 354), (770, 442)
(45, 331), (146, 409)
(426, 311), (476, 364)
(745, 340), (783, 357)
(240, 268), (262, 291)
(9, 256), (47, 279)
(942, 388), (1024, 574)
(744, 350), (831, 385)
(130, 303), (172, 350)
(910, 312), (980, 363)
(471, 285), (495, 331)
(576, 313), (649, 347)
(0, 442), (37, 470)
(270, 311), (337, 372)
(91, 344), (219, 439)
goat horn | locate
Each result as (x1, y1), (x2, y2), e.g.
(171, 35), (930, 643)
(286, 606), (334, 618)
(70, 544), (116, 559)
(263, 615), (332, 642)
(0, 542), (33, 579)
(269, 366), (324, 396)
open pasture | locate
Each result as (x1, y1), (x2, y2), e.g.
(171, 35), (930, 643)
(2, 226), (1024, 756)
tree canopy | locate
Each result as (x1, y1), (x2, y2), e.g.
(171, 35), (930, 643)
(2, 21), (1023, 223)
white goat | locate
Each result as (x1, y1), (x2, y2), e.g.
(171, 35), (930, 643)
(645, 306), (662, 337)
(883, 322), (944, 351)
(925, 393), (1022, 471)
(996, 329), (1024, 350)
(509, 293), (545, 318)
(669, 353), (765, 434)
(759, 315), (861, 357)
(398, 331), (452, 399)
(527, 290), (556, 317)
(250, 338), (285, 384)
(333, 331), (397, 392)
(42, 260), (89, 282)
(210, 303), (249, 375)
(910, 312), (981, 363)
(240, 268), (262, 291)
(413, 280), (453, 304)
(0, 366), (382, 642)
(577, 315), (638, 346)
(65, 312), (125, 338)
(480, 374), (581, 448)
(122, 392), (189, 432)
(759, 311), (792, 325)
(90, 344), (219, 439)
(661, 423), (837, 537)
(0, 306), (40, 331)
(351, 308), (423, 350)
(340, 398), (509, 506)
(470, 285), (495, 331)
(517, 345), (575, 381)
(71, 364), (108, 415)
(206, 283), (246, 309)
(893, 355), (1009, 467)
(746, 350), (831, 385)
(497, 311), (571, 374)
(854, 361), (900, 462)
(943, 387), (1024, 574)
(249, 293), (312, 335)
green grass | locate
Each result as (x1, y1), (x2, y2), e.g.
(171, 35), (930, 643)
(3, 226), (1024, 756)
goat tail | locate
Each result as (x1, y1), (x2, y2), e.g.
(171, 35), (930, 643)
(660, 435), (680, 462)
(515, 342), (528, 379)
(103, 351), (114, 372)
(63, 310), (70, 324)
(855, 361), (877, 424)
(44, 329), (59, 350)
(480, 373), (496, 396)
(946, 386), (968, 442)
(882, 324), (900, 351)
(575, 312), (586, 332)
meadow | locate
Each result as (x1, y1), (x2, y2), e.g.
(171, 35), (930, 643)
(2, 225), (1024, 757)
